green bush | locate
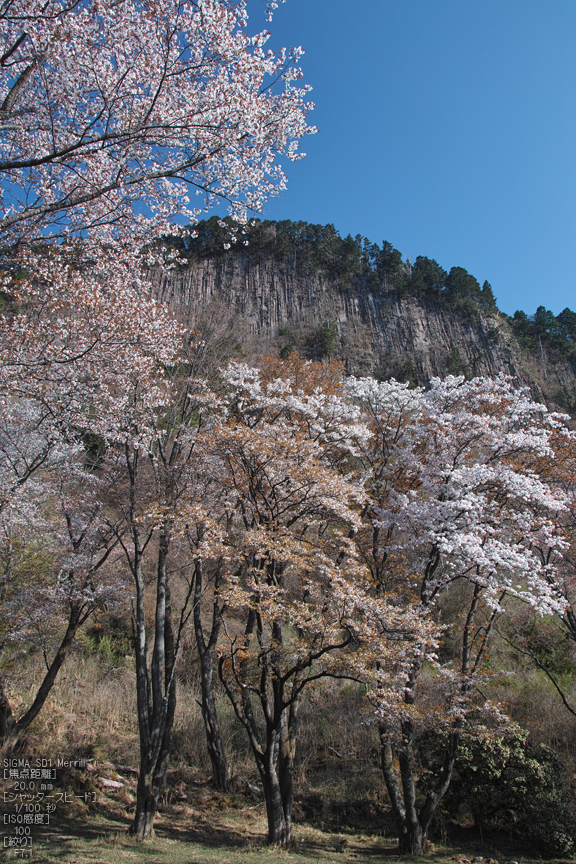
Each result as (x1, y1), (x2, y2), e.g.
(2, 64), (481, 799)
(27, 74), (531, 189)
(444, 725), (576, 856)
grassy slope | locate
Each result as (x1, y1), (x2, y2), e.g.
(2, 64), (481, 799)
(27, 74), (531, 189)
(4, 633), (576, 863)
(23, 799), (561, 864)
(9, 761), (571, 864)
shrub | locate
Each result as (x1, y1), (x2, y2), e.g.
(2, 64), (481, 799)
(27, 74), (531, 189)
(444, 725), (576, 856)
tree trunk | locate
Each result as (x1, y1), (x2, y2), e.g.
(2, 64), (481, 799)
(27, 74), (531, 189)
(131, 773), (159, 839)
(380, 679), (466, 854)
(397, 716), (426, 854)
(379, 734), (406, 838)
(1, 602), (86, 750)
(260, 736), (293, 847)
(193, 560), (229, 791)
(264, 778), (292, 846)
(380, 734), (427, 854)
(0, 678), (14, 739)
(278, 696), (299, 830)
(398, 820), (425, 855)
(130, 703), (174, 840)
(259, 697), (299, 847)
(130, 525), (176, 839)
(217, 604), (298, 847)
(199, 651), (229, 791)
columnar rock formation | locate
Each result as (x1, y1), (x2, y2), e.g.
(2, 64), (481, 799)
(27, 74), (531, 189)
(150, 253), (576, 411)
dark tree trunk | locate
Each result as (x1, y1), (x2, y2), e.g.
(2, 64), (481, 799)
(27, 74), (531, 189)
(193, 561), (229, 791)
(130, 698), (175, 840)
(131, 775), (159, 839)
(379, 734), (406, 838)
(259, 681), (300, 847)
(199, 650), (229, 791)
(0, 678), (14, 739)
(398, 820), (425, 855)
(129, 525), (177, 839)
(397, 716), (426, 853)
(380, 582), (485, 855)
(380, 714), (461, 854)
(1, 602), (87, 750)
(380, 730), (427, 855)
(218, 639), (297, 845)
(278, 694), (299, 830)
(259, 729), (293, 847)
(263, 776), (292, 845)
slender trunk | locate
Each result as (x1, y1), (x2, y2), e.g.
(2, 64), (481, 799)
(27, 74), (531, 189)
(278, 693), (299, 829)
(384, 585), (487, 854)
(2, 603), (86, 750)
(419, 726), (461, 836)
(130, 526), (176, 838)
(263, 618), (294, 845)
(380, 732), (428, 854)
(218, 608), (294, 846)
(130, 529), (154, 838)
(397, 715), (425, 853)
(378, 642), (432, 855)
(199, 650), (229, 790)
(193, 561), (229, 791)
(0, 677), (14, 739)
(379, 735), (406, 838)
(131, 689), (175, 840)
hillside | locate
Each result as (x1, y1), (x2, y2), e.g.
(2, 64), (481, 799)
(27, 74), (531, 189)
(150, 218), (576, 412)
(4, 218), (576, 858)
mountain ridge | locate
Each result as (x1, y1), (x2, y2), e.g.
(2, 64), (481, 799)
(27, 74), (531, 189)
(150, 218), (576, 414)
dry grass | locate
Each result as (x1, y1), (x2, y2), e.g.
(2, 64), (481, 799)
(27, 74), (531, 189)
(6, 786), (563, 864)
(2, 639), (576, 862)
(13, 648), (381, 796)
(491, 666), (576, 774)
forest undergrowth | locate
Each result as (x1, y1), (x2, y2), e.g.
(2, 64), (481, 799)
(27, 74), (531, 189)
(3, 614), (576, 863)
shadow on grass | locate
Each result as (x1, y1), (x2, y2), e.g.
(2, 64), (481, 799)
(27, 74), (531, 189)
(29, 805), (401, 864)
(23, 795), (528, 864)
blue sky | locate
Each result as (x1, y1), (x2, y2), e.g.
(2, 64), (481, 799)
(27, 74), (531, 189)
(245, 0), (576, 317)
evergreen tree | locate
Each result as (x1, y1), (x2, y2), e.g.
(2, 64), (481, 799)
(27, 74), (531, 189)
(376, 241), (403, 277)
(445, 266), (482, 302)
(480, 280), (497, 310)
(411, 256), (447, 297)
(555, 307), (576, 342)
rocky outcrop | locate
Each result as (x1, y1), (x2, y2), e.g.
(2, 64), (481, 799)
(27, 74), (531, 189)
(149, 254), (576, 409)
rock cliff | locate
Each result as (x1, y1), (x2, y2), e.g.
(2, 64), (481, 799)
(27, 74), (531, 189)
(150, 252), (576, 411)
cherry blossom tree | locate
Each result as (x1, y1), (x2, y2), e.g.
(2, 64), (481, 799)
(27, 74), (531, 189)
(0, 0), (315, 737)
(0, 0), (314, 247)
(0, 0), (315, 494)
(0, 243), (191, 769)
(348, 373), (570, 855)
(499, 425), (576, 718)
(0, 0), (316, 780)
(99, 354), (229, 839)
(0, 0), (315, 707)
(0, 405), (125, 746)
(0, 0), (315, 526)
(0, 237), (192, 747)
(213, 359), (368, 846)
(178, 356), (436, 846)
(172, 357), (354, 796)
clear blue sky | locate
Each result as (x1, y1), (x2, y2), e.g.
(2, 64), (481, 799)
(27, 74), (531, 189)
(244, 0), (576, 317)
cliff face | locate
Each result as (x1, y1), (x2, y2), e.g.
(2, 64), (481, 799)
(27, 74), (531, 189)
(150, 253), (576, 409)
